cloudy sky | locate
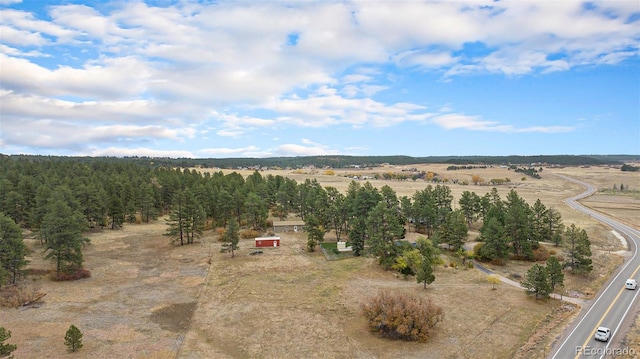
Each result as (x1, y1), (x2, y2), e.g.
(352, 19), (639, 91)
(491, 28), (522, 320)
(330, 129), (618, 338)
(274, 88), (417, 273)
(1, 0), (638, 158)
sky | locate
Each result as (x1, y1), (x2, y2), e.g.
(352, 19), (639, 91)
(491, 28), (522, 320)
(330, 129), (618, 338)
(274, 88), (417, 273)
(0, 0), (639, 159)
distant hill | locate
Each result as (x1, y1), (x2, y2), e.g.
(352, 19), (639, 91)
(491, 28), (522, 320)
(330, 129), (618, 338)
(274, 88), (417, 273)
(2, 154), (639, 169)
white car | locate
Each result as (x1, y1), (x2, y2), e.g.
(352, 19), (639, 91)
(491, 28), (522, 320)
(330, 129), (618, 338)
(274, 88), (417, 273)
(625, 279), (637, 290)
(594, 327), (611, 342)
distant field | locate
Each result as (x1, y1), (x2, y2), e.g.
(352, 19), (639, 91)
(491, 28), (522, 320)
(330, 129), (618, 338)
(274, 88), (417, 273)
(2, 164), (638, 358)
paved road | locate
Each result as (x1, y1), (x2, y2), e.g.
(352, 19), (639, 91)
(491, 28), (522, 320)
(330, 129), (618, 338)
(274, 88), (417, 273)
(549, 175), (640, 359)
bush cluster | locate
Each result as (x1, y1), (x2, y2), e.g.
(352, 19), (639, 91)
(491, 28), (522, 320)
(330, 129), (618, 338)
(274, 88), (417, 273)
(361, 291), (444, 342)
(533, 246), (551, 262)
(52, 268), (91, 282)
(240, 229), (260, 239)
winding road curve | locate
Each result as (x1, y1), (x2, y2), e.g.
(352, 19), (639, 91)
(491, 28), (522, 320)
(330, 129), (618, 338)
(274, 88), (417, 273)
(549, 175), (640, 359)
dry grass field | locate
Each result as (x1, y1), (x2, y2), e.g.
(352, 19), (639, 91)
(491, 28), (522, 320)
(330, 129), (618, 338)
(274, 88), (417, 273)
(2, 164), (638, 358)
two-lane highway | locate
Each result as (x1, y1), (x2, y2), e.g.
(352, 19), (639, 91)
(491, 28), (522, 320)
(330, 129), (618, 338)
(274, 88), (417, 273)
(550, 175), (640, 358)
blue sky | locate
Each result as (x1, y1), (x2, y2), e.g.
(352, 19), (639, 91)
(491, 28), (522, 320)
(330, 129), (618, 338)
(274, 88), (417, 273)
(1, 0), (639, 158)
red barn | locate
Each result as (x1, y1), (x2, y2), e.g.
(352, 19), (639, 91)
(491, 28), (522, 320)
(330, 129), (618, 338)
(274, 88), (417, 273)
(255, 236), (281, 248)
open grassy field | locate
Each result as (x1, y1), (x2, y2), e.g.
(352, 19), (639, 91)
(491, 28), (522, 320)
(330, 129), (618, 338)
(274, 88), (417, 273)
(2, 164), (638, 358)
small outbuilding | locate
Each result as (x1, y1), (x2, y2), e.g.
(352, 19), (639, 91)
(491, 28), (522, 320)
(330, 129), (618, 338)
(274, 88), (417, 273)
(255, 236), (281, 248)
(272, 220), (305, 233)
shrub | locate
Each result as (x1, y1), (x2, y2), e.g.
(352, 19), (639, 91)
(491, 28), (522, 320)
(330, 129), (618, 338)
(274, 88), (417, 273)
(361, 291), (444, 342)
(473, 243), (484, 255)
(533, 246), (550, 262)
(0, 285), (45, 308)
(490, 258), (506, 266)
(549, 249), (557, 256)
(215, 227), (226, 241)
(52, 268), (91, 282)
(265, 219), (273, 227)
(240, 229), (260, 239)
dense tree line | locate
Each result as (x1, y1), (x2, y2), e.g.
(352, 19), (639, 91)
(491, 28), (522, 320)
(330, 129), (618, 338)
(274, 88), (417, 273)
(0, 156), (593, 288)
(3, 153), (633, 172)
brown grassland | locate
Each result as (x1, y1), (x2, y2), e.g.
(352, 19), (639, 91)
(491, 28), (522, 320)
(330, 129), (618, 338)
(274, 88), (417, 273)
(2, 164), (639, 358)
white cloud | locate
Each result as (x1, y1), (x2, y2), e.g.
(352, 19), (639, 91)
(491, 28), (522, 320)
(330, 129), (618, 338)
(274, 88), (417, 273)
(264, 87), (429, 129)
(431, 113), (575, 133)
(0, 54), (151, 100)
(88, 147), (195, 158)
(199, 146), (260, 157)
(275, 143), (339, 157)
(0, 0), (636, 156)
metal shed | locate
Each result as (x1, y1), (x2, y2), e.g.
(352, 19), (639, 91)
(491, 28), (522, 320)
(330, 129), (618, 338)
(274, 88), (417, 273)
(255, 236), (281, 248)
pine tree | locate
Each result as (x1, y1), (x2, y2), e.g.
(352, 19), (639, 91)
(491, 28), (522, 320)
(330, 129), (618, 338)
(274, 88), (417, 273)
(546, 256), (565, 291)
(366, 202), (405, 269)
(416, 257), (435, 289)
(0, 214), (29, 285)
(41, 195), (90, 275)
(504, 190), (533, 260)
(477, 216), (509, 264)
(165, 190), (188, 246)
(564, 224), (593, 274)
(0, 326), (17, 358)
(305, 214), (324, 252)
(64, 325), (83, 352)
(522, 264), (551, 299)
(220, 218), (240, 258)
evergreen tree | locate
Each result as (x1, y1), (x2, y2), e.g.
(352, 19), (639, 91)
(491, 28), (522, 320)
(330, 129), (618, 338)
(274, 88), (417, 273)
(0, 327), (17, 358)
(366, 202), (405, 269)
(477, 216), (510, 264)
(182, 189), (205, 245)
(347, 182), (381, 256)
(399, 196), (413, 232)
(544, 208), (564, 247)
(139, 185), (158, 223)
(243, 192), (268, 230)
(416, 256), (435, 289)
(220, 218), (240, 258)
(411, 186), (437, 236)
(434, 210), (468, 252)
(458, 190), (482, 227)
(305, 214), (325, 252)
(546, 256), (564, 291)
(522, 264), (551, 299)
(216, 189), (235, 226)
(433, 185), (453, 229)
(107, 195), (125, 230)
(164, 191), (190, 246)
(1, 191), (26, 227)
(0, 214), (29, 285)
(416, 237), (441, 266)
(64, 325), (83, 352)
(530, 199), (548, 243)
(326, 187), (348, 241)
(564, 224), (593, 274)
(40, 195), (90, 275)
(504, 190), (533, 260)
